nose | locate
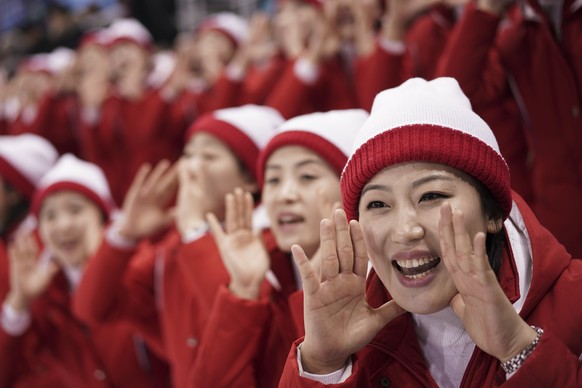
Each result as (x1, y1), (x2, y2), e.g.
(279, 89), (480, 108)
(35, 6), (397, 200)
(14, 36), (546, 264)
(54, 213), (75, 232)
(277, 177), (300, 203)
(391, 205), (424, 245)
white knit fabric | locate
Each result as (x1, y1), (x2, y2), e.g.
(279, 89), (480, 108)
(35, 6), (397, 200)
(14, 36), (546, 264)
(107, 18), (153, 48)
(213, 105), (284, 150)
(278, 109), (370, 157)
(351, 78), (502, 157)
(46, 47), (76, 75)
(0, 134), (58, 185)
(201, 12), (249, 46)
(37, 154), (113, 208)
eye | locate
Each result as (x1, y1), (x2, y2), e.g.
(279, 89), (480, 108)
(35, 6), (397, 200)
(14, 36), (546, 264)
(265, 177), (280, 185)
(300, 174), (317, 182)
(69, 205), (84, 215)
(419, 192), (448, 202)
(201, 153), (217, 161)
(366, 201), (387, 209)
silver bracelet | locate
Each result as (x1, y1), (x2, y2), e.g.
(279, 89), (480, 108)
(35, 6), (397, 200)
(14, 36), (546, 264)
(500, 326), (544, 374)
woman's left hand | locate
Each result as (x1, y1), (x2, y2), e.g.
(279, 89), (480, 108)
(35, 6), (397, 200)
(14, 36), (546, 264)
(438, 202), (537, 363)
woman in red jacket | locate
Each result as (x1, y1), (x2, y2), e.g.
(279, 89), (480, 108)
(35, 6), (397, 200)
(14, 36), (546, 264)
(281, 78), (582, 387)
(73, 105), (284, 388)
(189, 109), (369, 387)
(0, 154), (170, 387)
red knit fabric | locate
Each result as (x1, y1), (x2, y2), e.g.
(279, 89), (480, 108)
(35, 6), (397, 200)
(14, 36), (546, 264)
(185, 115), (261, 180)
(256, 130), (348, 187)
(341, 124), (512, 221)
(0, 156), (35, 199)
(31, 181), (114, 220)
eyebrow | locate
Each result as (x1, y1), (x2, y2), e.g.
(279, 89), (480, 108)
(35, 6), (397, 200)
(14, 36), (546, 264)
(266, 159), (325, 170)
(361, 174), (454, 196)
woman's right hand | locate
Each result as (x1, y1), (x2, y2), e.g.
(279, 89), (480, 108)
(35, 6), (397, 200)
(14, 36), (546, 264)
(6, 234), (59, 312)
(207, 188), (270, 300)
(291, 209), (406, 374)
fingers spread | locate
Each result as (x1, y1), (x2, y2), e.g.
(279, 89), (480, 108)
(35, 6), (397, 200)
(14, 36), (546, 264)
(291, 244), (319, 295)
(334, 209), (354, 274)
(320, 218), (339, 282)
(350, 220), (369, 278)
(438, 202), (457, 273)
(207, 212), (225, 242)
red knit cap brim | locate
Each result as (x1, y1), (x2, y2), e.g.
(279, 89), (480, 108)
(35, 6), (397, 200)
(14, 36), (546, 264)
(341, 124), (512, 221)
(186, 116), (260, 180)
(32, 181), (114, 220)
(0, 156), (36, 199)
(256, 131), (348, 187)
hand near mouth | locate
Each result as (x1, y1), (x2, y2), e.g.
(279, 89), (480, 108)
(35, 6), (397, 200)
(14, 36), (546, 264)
(291, 208), (405, 375)
(207, 188), (269, 301)
(438, 202), (537, 364)
(6, 233), (59, 312)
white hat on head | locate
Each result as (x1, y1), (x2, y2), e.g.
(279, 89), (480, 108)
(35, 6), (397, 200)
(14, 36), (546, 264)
(256, 109), (369, 185)
(46, 47), (76, 75)
(341, 77), (511, 221)
(0, 134), (58, 199)
(32, 154), (115, 219)
(185, 105), (284, 180)
(199, 12), (249, 47)
(107, 18), (153, 50)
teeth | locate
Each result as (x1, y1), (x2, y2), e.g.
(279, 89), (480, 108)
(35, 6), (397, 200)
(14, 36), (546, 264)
(403, 266), (437, 280)
(396, 256), (438, 269)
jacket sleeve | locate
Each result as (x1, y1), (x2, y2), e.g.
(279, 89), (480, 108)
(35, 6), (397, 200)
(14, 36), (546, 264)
(279, 340), (362, 388)
(436, 4), (508, 107)
(354, 39), (408, 111)
(0, 322), (30, 386)
(72, 237), (163, 353)
(502, 328), (582, 387)
(188, 285), (271, 388)
(265, 59), (317, 119)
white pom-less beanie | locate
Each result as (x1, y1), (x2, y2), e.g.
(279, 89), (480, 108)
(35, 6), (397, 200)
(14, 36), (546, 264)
(341, 78), (512, 221)
(185, 105), (284, 180)
(107, 18), (153, 51)
(198, 12), (249, 48)
(256, 109), (370, 186)
(32, 154), (115, 219)
(0, 134), (58, 199)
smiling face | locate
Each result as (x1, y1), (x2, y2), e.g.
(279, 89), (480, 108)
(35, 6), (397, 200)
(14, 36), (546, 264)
(39, 191), (105, 268)
(262, 146), (342, 258)
(357, 162), (501, 314)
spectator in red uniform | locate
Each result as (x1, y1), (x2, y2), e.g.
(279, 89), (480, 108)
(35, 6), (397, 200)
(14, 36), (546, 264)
(279, 77), (582, 387)
(0, 154), (171, 387)
(189, 109), (368, 387)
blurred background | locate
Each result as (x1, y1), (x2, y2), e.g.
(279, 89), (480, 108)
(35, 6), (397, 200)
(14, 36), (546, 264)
(0, 0), (274, 73)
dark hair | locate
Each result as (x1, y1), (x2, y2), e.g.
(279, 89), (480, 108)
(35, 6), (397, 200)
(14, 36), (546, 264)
(0, 181), (30, 239)
(235, 157), (261, 204)
(474, 179), (506, 276)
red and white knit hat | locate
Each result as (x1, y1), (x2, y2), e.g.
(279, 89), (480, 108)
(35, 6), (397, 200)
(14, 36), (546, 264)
(341, 77), (512, 221)
(185, 105), (284, 180)
(256, 109), (370, 186)
(0, 134), (58, 199)
(198, 12), (249, 47)
(107, 18), (153, 51)
(32, 154), (115, 219)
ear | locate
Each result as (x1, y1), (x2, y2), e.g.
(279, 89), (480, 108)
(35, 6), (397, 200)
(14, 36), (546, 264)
(486, 217), (503, 234)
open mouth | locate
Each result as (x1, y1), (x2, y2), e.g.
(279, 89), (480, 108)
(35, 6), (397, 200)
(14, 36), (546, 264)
(392, 256), (441, 280)
(277, 214), (304, 227)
